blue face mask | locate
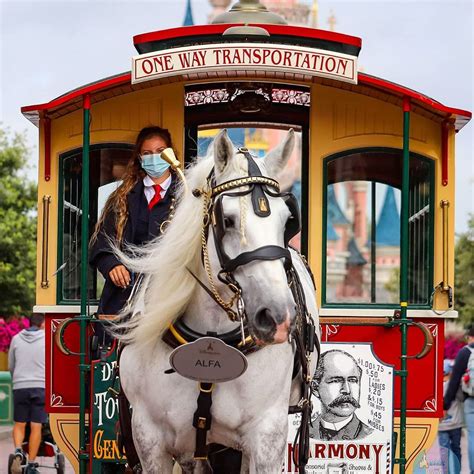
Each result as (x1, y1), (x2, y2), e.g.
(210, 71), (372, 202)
(140, 153), (170, 178)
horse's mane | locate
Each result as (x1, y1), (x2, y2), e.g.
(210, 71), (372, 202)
(114, 149), (248, 347)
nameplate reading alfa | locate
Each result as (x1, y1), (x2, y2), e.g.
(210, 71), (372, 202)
(169, 337), (248, 383)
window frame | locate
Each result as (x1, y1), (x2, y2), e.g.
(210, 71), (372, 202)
(321, 147), (435, 309)
(56, 143), (134, 305)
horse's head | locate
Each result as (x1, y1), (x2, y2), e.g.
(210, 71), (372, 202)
(207, 129), (298, 345)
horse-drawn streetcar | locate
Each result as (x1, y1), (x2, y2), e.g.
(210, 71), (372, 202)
(21, 1), (471, 473)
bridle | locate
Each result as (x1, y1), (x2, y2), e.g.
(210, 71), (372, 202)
(191, 147), (301, 327)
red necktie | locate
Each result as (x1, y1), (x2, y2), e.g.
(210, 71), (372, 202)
(148, 184), (162, 210)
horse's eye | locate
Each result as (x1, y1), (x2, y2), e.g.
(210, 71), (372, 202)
(224, 217), (235, 229)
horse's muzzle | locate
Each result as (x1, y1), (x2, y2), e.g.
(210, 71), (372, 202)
(251, 307), (292, 345)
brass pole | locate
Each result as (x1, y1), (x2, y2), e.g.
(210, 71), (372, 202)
(441, 200), (450, 291)
(41, 195), (51, 288)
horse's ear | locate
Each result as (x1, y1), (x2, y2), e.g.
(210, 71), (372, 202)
(263, 129), (295, 177)
(213, 129), (234, 175)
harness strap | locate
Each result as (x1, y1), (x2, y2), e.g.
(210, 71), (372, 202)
(222, 245), (292, 273)
(187, 267), (238, 320)
(193, 382), (214, 460)
(163, 318), (257, 354)
(286, 262), (319, 473)
(242, 149), (272, 218)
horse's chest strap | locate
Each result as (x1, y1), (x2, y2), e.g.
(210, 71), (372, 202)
(193, 382), (214, 460)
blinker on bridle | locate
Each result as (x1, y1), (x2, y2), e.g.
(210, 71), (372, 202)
(191, 147), (301, 325)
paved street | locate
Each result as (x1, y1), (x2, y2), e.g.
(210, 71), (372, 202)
(0, 427), (74, 474)
(0, 425), (471, 473)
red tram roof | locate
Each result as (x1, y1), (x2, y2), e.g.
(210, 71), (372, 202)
(21, 24), (470, 130)
(133, 24), (362, 53)
(21, 70), (471, 131)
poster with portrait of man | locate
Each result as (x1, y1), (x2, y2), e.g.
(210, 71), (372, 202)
(285, 343), (394, 474)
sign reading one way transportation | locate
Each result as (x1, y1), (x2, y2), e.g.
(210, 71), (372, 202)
(132, 43), (358, 85)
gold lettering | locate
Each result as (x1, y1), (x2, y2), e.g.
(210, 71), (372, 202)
(93, 430), (104, 459)
(93, 430), (125, 460)
(103, 439), (115, 460)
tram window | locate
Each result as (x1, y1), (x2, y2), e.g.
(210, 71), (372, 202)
(58, 145), (132, 303)
(323, 150), (434, 307)
(197, 126), (304, 251)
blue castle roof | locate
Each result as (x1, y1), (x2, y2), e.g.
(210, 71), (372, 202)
(327, 185), (350, 225)
(327, 220), (340, 241)
(347, 237), (367, 266)
(376, 186), (400, 246)
(183, 0), (194, 26)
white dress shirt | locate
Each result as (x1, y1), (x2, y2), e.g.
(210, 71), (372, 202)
(320, 414), (354, 431)
(143, 174), (172, 204)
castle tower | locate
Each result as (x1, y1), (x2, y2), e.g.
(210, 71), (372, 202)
(260, 0), (311, 25)
(310, 0), (319, 28)
(183, 0), (195, 26)
(208, 0), (311, 25)
(376, 186), (400, 248)
(327, 9), (336, 31)
(352, 181), (368, 250)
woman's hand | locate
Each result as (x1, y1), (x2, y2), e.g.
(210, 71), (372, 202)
(109, 265), (131, 288)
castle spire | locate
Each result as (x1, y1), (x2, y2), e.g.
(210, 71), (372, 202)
(310, 0), (319, 28)
(376, 186), (400, 246)
(327, 9), (336, 31)
(183, 0), (195, 26)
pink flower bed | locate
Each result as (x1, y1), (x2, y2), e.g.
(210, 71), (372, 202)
(0, 317), (30, 353)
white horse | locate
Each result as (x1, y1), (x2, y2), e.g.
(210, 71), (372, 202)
(117, 130), (319, 473)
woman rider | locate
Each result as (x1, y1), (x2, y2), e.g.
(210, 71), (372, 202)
(89, 125), (177, 346)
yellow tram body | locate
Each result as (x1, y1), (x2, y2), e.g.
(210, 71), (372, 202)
(23, 8), (470, 473)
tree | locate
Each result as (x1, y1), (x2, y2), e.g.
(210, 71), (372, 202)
(455, 215), (474, 325)
(0, 128), (37, 315)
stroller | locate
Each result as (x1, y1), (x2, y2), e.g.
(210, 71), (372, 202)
(7, 422), (66, 473)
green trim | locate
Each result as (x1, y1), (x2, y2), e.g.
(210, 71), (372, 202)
(321, 160), (328, 305)
(427, 156), (435, 306)
(370, 181), (376, 302)
(57, 151), (65, 306)
(56, 143), (134, 305)
(398, 107), (411, 474)
(400, 114), (410, 306)
(322, 146), (436, 309)
(300, 126), (309, 257)
(79, 104), (91, 474)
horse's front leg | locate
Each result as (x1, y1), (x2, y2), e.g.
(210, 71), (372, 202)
(131, 408), (174, 474)
(243, 412), (288, 474)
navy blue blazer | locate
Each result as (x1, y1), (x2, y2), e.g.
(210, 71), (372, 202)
(89, 177), (176, 314)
